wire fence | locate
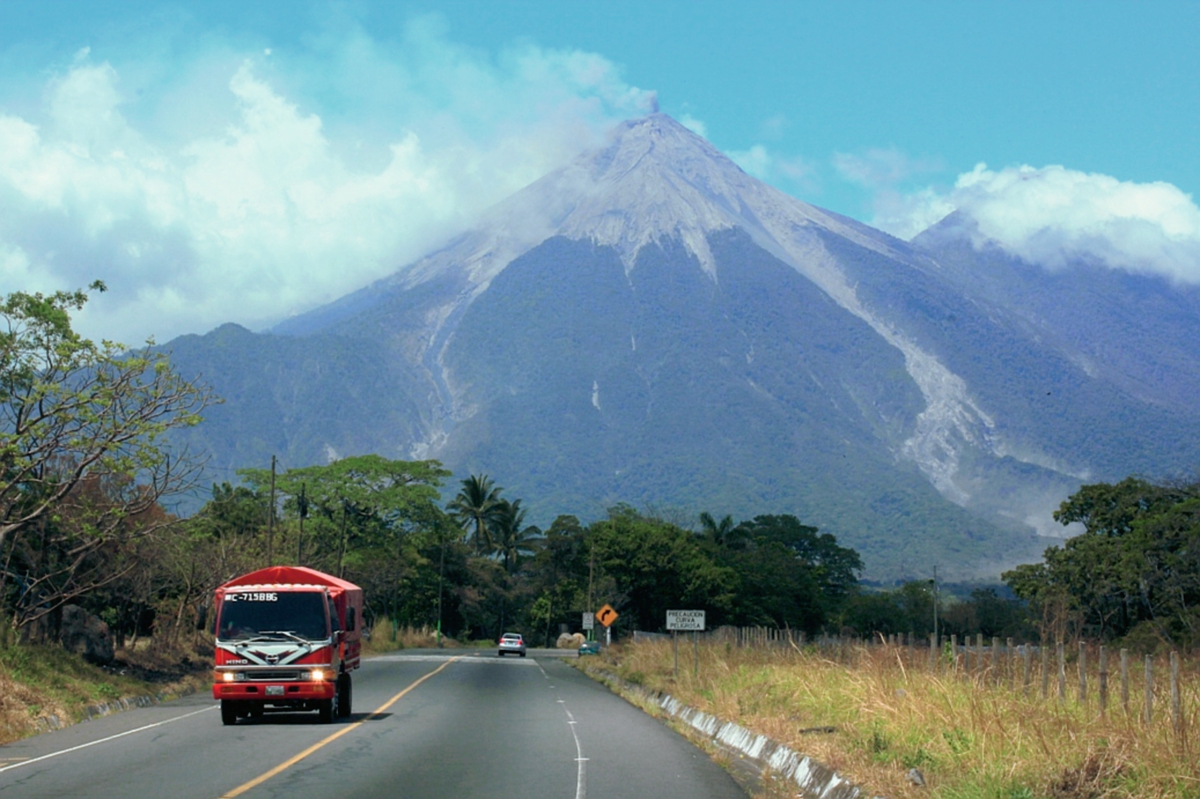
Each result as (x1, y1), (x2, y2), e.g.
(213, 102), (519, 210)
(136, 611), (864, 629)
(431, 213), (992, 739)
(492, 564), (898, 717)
(692, 626), (1195, 736)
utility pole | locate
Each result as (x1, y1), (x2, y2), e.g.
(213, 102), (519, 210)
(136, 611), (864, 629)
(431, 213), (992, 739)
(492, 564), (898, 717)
(338, 499), (349, 578)
(437, 522), (446, 648)
(296, 482), (308, 565)
(266, 455), (276, 566)
(932, 565), (940, 644)
(587, 542), (595, 642)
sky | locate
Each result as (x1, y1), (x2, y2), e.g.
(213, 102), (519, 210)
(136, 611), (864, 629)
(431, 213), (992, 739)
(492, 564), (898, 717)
(2, 0), (1199, 344)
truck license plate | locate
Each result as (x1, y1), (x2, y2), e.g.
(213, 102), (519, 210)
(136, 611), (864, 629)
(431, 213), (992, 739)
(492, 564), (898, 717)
(266, 685), (284, 696)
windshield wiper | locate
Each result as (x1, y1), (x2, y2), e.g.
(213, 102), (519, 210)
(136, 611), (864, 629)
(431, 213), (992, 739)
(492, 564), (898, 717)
(252, 630), (311, 644)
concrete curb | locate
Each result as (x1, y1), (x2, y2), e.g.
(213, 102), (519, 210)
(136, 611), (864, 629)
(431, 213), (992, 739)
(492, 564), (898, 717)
(33, 683), (199, 734)
(585, 668), (869, 799)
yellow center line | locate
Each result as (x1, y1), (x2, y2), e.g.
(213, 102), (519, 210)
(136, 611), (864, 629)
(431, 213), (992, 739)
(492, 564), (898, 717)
(220, 656), (462, 798)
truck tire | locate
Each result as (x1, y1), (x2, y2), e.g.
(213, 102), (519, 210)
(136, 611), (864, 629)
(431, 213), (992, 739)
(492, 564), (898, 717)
(337, 674), (352, 718)
(318, 696), (336, 724)
(221, 700), (237, 726)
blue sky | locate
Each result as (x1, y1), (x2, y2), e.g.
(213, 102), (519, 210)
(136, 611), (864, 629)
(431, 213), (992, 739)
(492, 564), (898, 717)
(2, 1), (1198, 342)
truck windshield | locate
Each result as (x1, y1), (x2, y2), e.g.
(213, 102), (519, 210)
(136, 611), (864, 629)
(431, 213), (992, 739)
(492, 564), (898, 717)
(217, 591), (328, 642)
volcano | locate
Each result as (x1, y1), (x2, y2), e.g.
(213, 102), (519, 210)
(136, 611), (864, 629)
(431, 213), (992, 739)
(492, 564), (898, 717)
(164, 114), (1200, 579)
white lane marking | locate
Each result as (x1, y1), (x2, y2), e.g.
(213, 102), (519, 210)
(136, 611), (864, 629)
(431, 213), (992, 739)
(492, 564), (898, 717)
(0, 706), (216, 775)
(569, 717), (586, 799)
(561, 705), (586, 799)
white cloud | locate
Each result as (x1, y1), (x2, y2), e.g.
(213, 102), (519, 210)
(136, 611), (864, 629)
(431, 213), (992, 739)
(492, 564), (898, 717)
(729, 144), (770, 179)
(729, 144), (814, 187)
(833, 146), (943, 188)
(0, 19), (656, 344)
(884, 163), (1200, 283)
(679, 114), (707, 138)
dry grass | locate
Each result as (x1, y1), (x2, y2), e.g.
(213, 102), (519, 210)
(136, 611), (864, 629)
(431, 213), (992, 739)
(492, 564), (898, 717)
(0, 640), (208, 745)
(582, 640), (1200, 799)
(361, 618), (466, 654)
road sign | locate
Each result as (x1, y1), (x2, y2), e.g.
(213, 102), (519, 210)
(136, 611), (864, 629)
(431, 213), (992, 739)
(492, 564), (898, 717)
(595, 604), (619, 628)
(582, 611), (594, 630)
(666, 609), (706, 631)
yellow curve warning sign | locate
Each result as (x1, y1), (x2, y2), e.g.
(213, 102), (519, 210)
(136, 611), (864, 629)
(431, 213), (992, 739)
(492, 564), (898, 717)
(595, 604), (619, 628)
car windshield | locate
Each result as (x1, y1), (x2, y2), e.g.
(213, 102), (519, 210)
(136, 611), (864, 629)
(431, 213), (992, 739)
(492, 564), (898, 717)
(218, 591), (328, 642)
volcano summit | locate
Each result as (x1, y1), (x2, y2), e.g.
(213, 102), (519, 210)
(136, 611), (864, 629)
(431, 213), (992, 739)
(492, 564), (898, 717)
(166, 114), (1200, 579)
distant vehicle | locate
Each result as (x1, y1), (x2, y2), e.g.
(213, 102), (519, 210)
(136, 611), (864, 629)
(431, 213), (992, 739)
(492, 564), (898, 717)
(578, 640), (601, 656)
(498, 632), (527, 657)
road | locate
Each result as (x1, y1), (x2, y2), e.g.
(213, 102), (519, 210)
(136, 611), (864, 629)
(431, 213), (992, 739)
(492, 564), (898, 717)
(0, 650), (748, 798)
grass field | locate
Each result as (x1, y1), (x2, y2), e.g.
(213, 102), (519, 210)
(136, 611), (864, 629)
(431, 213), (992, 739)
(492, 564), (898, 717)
(580, 637), (1200, 799)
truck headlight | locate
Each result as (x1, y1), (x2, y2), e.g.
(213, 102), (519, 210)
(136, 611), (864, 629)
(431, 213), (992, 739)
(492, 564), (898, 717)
(221, 672), (246, 682)
(307, 669), (328, 682)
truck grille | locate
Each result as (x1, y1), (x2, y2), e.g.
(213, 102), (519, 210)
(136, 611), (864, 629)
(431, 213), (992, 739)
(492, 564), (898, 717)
(246, 670), (303, 682)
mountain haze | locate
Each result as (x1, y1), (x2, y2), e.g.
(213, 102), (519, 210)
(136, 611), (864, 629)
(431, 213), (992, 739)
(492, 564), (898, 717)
(165, 114), (1200, 580)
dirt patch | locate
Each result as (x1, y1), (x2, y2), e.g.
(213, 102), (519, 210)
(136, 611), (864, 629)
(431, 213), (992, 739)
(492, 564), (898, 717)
(1046, 752), (1128, 799)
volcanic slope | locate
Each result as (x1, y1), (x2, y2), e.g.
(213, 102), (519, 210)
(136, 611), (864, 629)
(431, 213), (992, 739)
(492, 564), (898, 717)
(167, 114), (1200, 579)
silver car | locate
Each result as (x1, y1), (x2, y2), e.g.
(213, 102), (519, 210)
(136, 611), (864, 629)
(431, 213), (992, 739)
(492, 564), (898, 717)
(497, 632), (526, 657)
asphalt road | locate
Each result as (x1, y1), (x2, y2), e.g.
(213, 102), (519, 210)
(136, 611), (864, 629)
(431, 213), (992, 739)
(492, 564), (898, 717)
(0, 650), (748, 798)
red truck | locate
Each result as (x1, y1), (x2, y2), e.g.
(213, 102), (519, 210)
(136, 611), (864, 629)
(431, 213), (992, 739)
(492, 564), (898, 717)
(212, 566), (363, 725)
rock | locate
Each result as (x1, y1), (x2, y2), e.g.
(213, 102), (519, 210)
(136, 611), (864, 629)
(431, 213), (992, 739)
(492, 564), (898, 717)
(907, 767), (926, 787)
(59, 604), (114, 664)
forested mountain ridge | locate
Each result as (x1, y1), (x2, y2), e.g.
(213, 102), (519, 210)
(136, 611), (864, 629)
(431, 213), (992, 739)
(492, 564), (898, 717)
(164, 114), (1200, 580)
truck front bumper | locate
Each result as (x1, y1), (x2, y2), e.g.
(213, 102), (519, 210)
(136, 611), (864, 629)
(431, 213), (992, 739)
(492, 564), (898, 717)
(212, 681), (336, 701)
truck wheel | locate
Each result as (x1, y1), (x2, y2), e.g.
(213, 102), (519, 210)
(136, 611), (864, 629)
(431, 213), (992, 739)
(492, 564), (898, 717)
(318, 697), (335, 724)
(337, 674), (352, 718)
(221, 700), (237, 726)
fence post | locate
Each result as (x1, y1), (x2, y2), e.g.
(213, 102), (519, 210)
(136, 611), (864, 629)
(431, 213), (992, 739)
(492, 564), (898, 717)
(1144, 654), (1153, 726)
(992, 636), (1001, 687)
(1120, 648), (1129, 715)
(1041, 643), (1050, 700)
(1007, 637), (1015, 690)
(1078, 641), (1087, 704)
(977, 634), (985, 681)
(929, 632), (937, 671)
(1022, 644), (1032, 696)
(1171, 651), (1181, 734)
(1098, 645), (1108, 718)
(1057, 641), (1066, 702)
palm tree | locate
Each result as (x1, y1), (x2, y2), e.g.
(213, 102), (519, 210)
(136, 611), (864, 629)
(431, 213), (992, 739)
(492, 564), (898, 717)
(491, 498), (542, 574)
(448, 474), (503, 555)
(699, 511), (743, 549)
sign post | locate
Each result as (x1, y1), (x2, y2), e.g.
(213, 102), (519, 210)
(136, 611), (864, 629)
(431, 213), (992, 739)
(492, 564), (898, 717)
(595, 604), (618, 648)
(666, 610), (706, 677)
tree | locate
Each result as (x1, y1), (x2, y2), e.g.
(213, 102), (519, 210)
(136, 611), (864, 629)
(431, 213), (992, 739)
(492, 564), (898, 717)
(590, 506), (736, 633)
(491, 498), (541, 574)
(0, 284), (215, 628)
(1004, 478), (1200, 645)
(734, 515), (862, 604)
(447, 474), (503, 555)
(698, 512), (744, 549)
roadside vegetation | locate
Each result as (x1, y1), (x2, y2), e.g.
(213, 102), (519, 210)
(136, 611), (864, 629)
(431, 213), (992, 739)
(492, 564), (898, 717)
(581, 639), (1200, 799)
